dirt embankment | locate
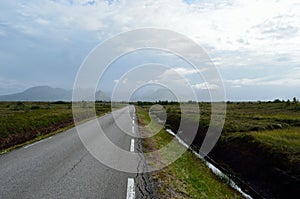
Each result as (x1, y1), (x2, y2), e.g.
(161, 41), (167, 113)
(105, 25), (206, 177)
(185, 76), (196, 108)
(210, 135), (300, 199)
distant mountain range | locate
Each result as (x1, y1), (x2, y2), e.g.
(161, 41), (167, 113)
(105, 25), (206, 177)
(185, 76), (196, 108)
(0, 86), (110, 101)
(0, 86), (205, 102)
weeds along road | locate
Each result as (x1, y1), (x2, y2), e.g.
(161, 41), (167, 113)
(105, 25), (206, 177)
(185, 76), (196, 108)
(0, 106), (153, 199)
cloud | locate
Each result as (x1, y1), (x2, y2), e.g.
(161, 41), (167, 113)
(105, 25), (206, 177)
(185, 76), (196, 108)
(173, 67), (199, 75)
(228, 78), (300, 87)
(253, 15), (299, 39)
(161, 67), (199, 78)
(3, 0), (299, 51)
(1, 1), (299, 63)
(192, 82), (219, 90)
(0, 0), (299, 100)
(226, 78), (264, 86)
(226, 68), (300, 87)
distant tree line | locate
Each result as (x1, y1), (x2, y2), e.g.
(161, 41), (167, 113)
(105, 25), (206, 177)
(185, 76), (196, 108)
(134, 98), (299, 106)
(271, 97), (298, 104)
(136, 101), (180, 105)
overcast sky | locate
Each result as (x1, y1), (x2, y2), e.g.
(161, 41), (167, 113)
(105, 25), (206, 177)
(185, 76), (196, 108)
(0, 0), (299, 101)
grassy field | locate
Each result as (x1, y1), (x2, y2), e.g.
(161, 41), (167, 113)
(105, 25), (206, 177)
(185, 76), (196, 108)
(136, 101), (300, 198)
(163, 102), (300, 133)
(251, 127), (300, 175)
(136, 106), (242, 198)
(252, 128), (300, 151)
(0, 101), (111, 152)
(160, 102), (300, 153)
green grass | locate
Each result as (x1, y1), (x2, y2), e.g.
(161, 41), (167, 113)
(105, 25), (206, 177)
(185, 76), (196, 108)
(252, 128), (300, 152)
(0, 101), (112, 152)
(251, 128), (300, 171)
(136, 102), (300, 197)
(156, 102), (300, 133)
(136, 106), (242, 198)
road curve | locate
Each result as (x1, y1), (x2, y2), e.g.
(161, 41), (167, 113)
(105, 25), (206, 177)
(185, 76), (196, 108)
(0, 106), (155, 199)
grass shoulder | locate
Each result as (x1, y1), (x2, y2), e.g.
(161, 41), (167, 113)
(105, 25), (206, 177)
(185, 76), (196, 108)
(135, 106), (242, 198)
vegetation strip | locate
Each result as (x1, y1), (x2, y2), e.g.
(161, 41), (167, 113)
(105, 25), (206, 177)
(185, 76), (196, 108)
(136, 106), (242, 198)
(0, 114), (106, 155)
(166, 129), (253, 199)
(0, 101), (112, 154)
(139, 101), (300, 198)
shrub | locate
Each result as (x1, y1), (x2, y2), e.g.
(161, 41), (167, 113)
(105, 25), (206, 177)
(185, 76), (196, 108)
(31, 106), (40, 110)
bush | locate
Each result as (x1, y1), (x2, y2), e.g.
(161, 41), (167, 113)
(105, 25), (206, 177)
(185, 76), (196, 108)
(51, 101), (69, 104)
(273, 99), (282, 103)
(31, 106), (40, 110)
(13, 102), (25, 111)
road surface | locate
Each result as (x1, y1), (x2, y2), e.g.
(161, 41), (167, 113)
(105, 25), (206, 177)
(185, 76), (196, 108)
(0, 106), (155, 199)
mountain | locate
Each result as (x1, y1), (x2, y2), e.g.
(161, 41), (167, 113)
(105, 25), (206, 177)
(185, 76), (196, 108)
(0, 86), (110, 101)
(0, 86), (71, 101)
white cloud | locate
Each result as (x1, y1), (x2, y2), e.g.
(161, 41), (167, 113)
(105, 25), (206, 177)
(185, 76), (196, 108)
(0, 0), (299, 99)
(1, 1), (299, 69)
(226, 68), (300, 87)
(74, 0), (294, 66)
(192, 82), (219, 90)
(173, 67), (199, 75)
(161, 67), (199, 78)
(4, 0), (299, 52)
(226, 78), (264, 86)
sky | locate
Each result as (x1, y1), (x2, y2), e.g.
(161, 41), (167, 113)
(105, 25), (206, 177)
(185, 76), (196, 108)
(0, 0), (300, 101)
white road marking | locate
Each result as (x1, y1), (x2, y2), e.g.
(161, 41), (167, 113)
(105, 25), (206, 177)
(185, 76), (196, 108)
(23, 136), (52, 149)
(126, 178), (135, 199)
(132, 120), (135, 124)
(132, 126), (135, 134)
(130, 139), (135, 152)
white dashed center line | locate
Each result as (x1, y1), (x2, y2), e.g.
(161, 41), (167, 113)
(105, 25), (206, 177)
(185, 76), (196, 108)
(126, 111), (136, 199)
(126, 178), (135, 199)
(130, 139), (135, 152)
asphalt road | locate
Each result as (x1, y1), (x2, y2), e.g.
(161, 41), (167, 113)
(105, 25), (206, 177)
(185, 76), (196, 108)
(0, 106), (155, 199)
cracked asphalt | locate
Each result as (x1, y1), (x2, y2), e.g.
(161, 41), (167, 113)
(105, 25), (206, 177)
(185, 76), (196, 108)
(0, 106), (156, 199)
